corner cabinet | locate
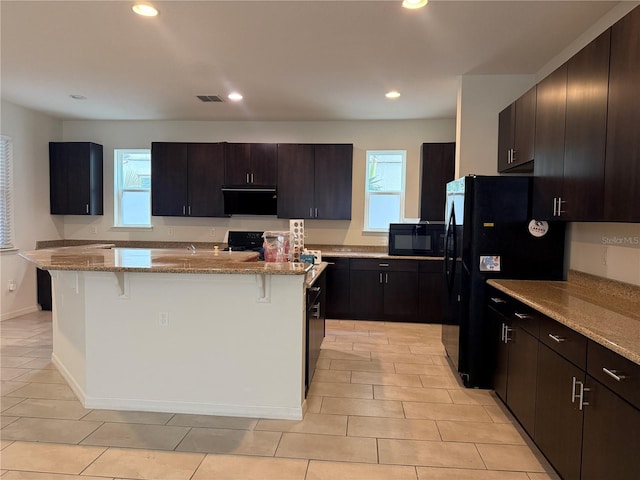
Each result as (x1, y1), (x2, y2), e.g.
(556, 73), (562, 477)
(497, 87), (536, 173)
(487, 285), (640, 480)
(49, 142), (103, 215)
(277, 144), (353, 220)
(604, 6), (640, 222)
(151, 142), (225, 217)
(224, 143), (277, 186)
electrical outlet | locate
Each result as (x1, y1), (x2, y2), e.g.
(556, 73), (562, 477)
(209, 228), (216, 238)
(158, 312), (169, 327)
(167, 227), (174, 236)
(90, 226), (98, 235)
(8, 281), (16, 292)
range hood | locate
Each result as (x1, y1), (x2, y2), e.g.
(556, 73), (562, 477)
(221, 185), (277, 216)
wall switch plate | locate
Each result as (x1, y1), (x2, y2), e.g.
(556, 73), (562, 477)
(167, 227), (174, 236)
(209, 228), (216, 238)
(158, 312), (169, 327)
(90, 226), (98, 235)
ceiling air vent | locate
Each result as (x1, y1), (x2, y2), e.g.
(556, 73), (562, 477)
(197, 95), (224, 103)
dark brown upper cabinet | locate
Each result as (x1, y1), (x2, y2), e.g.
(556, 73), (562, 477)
(151, 142), (225, 217)
(532, 64), (568, 220)
(498, 87), (536, 173)
(49, 142), (103, 215)
(560, 28), (610, 221)
(224, 143), (277, 186)
(420, 142), (455, 221)
(277, 143), (353, 220)
(604, 5), (640, 222)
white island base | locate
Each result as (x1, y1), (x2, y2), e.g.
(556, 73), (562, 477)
(50, 270), (307, 420)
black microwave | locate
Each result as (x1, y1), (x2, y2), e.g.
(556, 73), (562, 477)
(388, 223), (445, 257)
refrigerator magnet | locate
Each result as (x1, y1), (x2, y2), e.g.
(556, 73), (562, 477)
(480, 255), (501, 271)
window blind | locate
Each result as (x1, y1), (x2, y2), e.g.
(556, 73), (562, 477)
(0, 135), (14, 249)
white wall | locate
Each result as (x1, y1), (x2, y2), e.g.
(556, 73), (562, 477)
(61, 119), (456, 246)
(0, 100), (63, 320)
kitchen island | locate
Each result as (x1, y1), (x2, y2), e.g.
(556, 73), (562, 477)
(20, 245), (320, 420)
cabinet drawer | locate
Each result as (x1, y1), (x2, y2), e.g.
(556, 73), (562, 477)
(486, 288), (513, 317)
(539, 316), (587, 369)
(510, 304), (541, 339)
(323, 257), (350, 270)
(350, 258), (418, 272)
(587, 341), (640, 410)
(419, 260), (443, 273)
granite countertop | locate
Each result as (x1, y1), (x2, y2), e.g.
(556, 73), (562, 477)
(488, 272), (640, 365)
(309, 245), (443, 261)
(20, 245), (313, 276)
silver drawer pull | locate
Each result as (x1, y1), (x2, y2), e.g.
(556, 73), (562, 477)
(379, 263), (389, 267)
(514, 312), (530, 319)
(491, 297), (507, 304)
(602, 367), (627, 382)
(548, 333), (566, 343)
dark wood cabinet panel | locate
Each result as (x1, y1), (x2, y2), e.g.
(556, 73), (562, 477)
(277, 144), (352, 220)
(151, 143), (189, 216)
(420, 143), (455, 221)
(581, 376), (640, 480)
(418, 269), (444, 323)
(497, 87), (536, 173)
(324, 257), (350, 319)
(489, 305), (509, 401)
(277, 144), (315, 218)
(532, 64), (567, 219)
(306, 272), (326, 393)
(152, 142), (225, 217)
(187, 143), (225, 217)
(225, 143), (277, 186)
(36, 268), (52, 311)
(49, 142), (103, 215)
(314, 144), (353, 220)
(505, 326), (538, 436)
(535, 344), (585, 480)
(349, 269), (384, 319)
(383, 271), (419, 320)
(561, 29), (610, 221)
(604, 6), (640, 222)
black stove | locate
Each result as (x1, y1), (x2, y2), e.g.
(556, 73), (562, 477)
(224, 231), (264, 258)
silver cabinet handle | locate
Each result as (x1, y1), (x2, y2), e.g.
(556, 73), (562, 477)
(501, 323), (512, 343)
(309, 207), (313, 217)
(309, 286), (321, 292)
(86, 204), (89, 213)
(183, 205), (186, 215)
(188, 205), (191, 216)
(571, 376), (590, 410)
(514, 312), (530, 319)
(602, 367), (627, 382)
(553, 197), (558, 217)
(548, 333), (566, 343)
(385, 273), (388, 284)
(379, 263), (389, 267)
(379, 273), (383, 284)
(500, 323), (506, 342)
(557, 197), (565, 216)
(315, 207), (318, 218)
(491, 297), (507, 304)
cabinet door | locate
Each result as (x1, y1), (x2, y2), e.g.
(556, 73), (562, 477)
(420, 143), (455, 221)
(151, 142), (188, 216)
(581, 376), (640, 480)
(349, 269), (384, 320)
(488, 306), (509, 401)
(250, 143), (277, 186)
(277, 144), (314, 218)
(49, 142), (103, 215)
(535, 344), (584, 480)
(324, 257), (350, 319)
(562, 29), (610, 221)
(497, 104), (515, 172)
(533, 64), (567, 219)
(187, 143), (225, 217)
(313, 144), (353, 220)
(505, 326), (538, 436)
(224, 143), (252, 185)
(418, 271), (444, 323)
(604, 6), (640, 222)
(513, 87), (536, 167)
(384, 271), (419, 321)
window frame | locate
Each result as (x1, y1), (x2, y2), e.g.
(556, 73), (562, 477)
(113, 148), (152, 228)
(363, 149), (407, 233)
(0, 135), (14, 250)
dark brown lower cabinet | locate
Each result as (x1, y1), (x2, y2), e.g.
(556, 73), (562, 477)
(418, 261), (444, 323)
(504, 326), (538, 436)
(306, 272), (326, 394)
(581, 376), (640, 480)
(534, 343), (585, 480)
(37, 268), (52, 311)
(323, 257), (350, 319)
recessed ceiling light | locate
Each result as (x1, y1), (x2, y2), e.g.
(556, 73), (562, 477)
(228, 92), (243, 102)
(132, 3), (159, 17)
(69, 94), (87, 100)
(402, 0), (429, 9)
(385, 91), (401, 99)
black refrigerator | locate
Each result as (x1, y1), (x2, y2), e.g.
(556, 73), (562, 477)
(442, 175), (566, 388)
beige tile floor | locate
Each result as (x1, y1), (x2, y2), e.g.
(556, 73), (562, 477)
(0, 310), (560, 480)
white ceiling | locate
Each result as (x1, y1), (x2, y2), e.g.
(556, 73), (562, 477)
(0, 0), (622, 121)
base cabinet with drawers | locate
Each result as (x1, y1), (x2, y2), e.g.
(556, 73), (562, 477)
(487, 285), (640, 480)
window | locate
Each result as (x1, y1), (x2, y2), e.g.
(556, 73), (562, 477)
(0, 135), (14, 249)
(114, 149), (151, 227)
(364, 150), (406, 231)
